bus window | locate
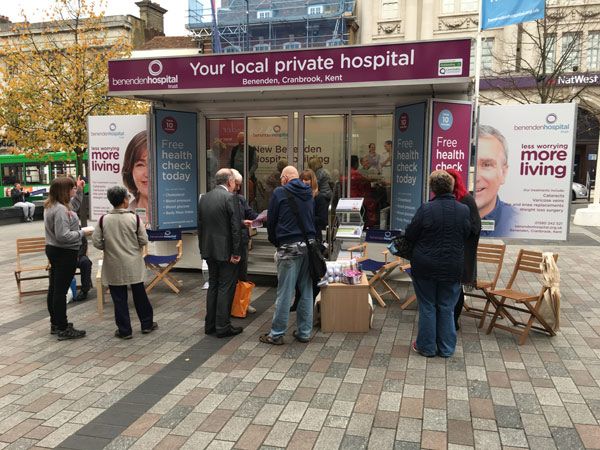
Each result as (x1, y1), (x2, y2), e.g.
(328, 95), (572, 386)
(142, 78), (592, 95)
(25, 163), (47, 184)
(2, 164), (23, 185)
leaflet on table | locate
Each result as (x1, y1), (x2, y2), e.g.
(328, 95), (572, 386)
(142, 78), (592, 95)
(336, 225), (363, 238)
(336, 198), (364, 212)
(252, 209), (268, 228)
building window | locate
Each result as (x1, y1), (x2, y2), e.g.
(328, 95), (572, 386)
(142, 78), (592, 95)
(283, 41), (302, 50)
(544, 34), (556, 73)
(588, 32), (600, 71)
(308, 5), (324, 15)
(460, 0), (477, 11)
(562, 32), (581, 72)
(326, 38), (343, 47)
(257, 10), (272, 19)
(224, 45), (241, 53)
(441, 0), (478, 13)
(381, 1), (399, 19)
(441, 0), (454, 13)
(253, 43), (271, 51)
(481, 38), (494, 71)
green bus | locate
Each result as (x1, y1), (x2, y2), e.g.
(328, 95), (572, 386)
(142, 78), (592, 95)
(0, 152), (88, 207)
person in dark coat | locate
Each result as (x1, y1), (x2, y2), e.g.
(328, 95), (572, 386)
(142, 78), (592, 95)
(447, 169), (482, 330)
(405, 170), (471, 358)
(198, 168), (243, 338)
(290, 169), (329, 311)
(231, 169), (259, 314)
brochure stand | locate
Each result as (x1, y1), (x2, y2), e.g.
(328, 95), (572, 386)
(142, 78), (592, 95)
(335, 197), (364, 241)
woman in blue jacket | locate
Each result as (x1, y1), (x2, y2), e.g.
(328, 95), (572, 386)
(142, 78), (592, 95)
(405, 170), (472, 358)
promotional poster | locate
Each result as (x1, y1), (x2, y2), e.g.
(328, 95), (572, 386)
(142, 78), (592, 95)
(429, 99), (472, 191)
(88, 115), (148, 221)
(154, 109), (198, 230)
(477, 103), (577, 240)
(391, 102), (427, 231)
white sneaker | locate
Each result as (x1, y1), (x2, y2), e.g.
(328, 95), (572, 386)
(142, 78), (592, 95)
(247, 305), (256, 314)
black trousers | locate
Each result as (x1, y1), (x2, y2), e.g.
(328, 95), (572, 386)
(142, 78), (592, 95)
(77, 255), (93, 292)
(206, 258), (237, 333)
(108, 282), (153, 336)
(46, 245), (78, 330)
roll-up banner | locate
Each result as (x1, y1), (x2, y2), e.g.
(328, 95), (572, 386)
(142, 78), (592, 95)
(391, 102), (427, 231)
(477, 103), (577, 240)
(429, 99), (472, 191)
(152, 109), (198, 230)
(88, 115), (148, 221)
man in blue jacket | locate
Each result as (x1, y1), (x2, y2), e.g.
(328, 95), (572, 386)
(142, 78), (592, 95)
(261, 166), (315, 345)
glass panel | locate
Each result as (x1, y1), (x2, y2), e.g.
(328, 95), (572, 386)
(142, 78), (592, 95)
(2, 163), (23, 186)
(206, 117), (244, 193)
(545, 34), (556, 73)
(24, 163), (44, 183)
(441, 0), (455, 14)
(589, 32), (600, 71)
(460, 0), (477, 12)
(247, 116), (289, 211)
(303, 115), (346, 204)
(563, 32), (580, 71)
(350, 114), (393, 229)
(481, 38), (494, 71)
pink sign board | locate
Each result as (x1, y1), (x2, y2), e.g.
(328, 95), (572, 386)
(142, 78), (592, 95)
(108, 40), (471, 93)
(429, 100), (472, 188)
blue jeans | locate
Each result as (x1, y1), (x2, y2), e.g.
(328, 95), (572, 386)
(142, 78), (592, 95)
(413, 277), (461, 357)
(270, 253), (313, 340)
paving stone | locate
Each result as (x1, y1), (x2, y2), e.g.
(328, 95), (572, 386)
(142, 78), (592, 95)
(550, 426), (585, 450)
(494, 405), (523, 428)
(473, 429), (502, 450)
(396, 418), (422, 443)
(313, 427), (344, 449)
(499, 427), (528, 448)
(521, 413), (551, 437)
(340, 433), (368, 449)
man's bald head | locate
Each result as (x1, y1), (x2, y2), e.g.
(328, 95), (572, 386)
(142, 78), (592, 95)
(280, 166), (299, 185)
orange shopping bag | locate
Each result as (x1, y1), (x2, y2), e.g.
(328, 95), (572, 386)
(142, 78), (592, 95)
(231, 280), (255, 318)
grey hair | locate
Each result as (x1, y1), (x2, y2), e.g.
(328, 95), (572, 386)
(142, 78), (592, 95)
(215, 168), (233, 186)
(478, 124), (508, 164)
(231, 168), (243, 183)
(429, 170), (454, 196)
(107, 185), (129, 207)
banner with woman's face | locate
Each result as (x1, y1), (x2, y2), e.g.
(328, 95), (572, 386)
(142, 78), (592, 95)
(88, 115), (148, 221)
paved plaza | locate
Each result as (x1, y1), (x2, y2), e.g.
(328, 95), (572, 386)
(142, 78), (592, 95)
(0, 208), (599, 450)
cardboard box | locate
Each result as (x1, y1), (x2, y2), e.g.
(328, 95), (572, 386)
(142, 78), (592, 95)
(319, 274), (372, 332)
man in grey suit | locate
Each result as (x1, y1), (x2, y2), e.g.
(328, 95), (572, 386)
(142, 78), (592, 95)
(198, 168), (243, 338)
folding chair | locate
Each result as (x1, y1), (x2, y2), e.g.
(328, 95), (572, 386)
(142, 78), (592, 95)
(348, 242), (410, 308)
(144, 229), (183, 294)
(485, 249), (559, 345)
(461, 242), (507, 328)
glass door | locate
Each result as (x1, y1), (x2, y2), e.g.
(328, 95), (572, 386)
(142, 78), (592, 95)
(301, 114), (348, 201)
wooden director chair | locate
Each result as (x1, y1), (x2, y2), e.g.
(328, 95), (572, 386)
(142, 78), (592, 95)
(144, 229), (183, 294)
(348, 242), (411, 308)
(14, 237), (50, 301)
(462, 242), (507, 328)
(485, 249), (559, 345)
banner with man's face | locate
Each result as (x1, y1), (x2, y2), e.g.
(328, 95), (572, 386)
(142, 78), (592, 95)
(477, 104), (577, 240)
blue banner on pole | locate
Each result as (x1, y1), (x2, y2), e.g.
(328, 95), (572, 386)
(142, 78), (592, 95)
(482, 0), (545, 30)
(154, 110), (198, 230)
(390, 102), (426, 231)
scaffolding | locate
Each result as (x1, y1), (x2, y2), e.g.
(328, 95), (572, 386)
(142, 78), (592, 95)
(187, 0), (356, 53)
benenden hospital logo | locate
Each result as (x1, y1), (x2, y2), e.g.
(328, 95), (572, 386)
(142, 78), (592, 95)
(148, 60), (163, 76)
(111, 59), (179, 88)
(513, 112), (570, 132)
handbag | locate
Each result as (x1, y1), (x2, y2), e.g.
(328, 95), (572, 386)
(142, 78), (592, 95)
(387, 235), (413, 260)
(231, 280), (255, 318)
(284, 191), (327, 281)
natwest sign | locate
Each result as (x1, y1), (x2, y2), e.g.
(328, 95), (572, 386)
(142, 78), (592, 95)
(108, 40), (471, 93)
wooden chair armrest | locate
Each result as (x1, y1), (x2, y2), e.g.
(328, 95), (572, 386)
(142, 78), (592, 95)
(348, 243), (367, 259)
